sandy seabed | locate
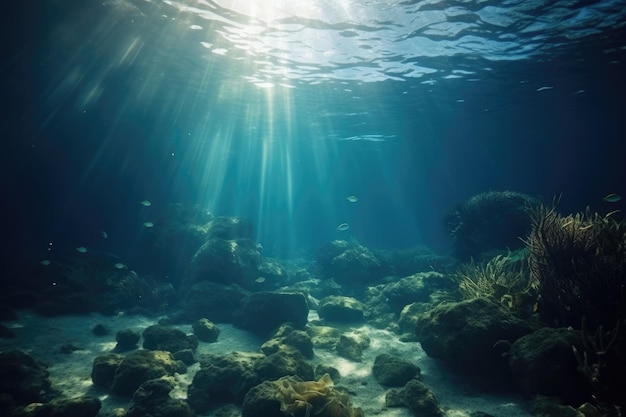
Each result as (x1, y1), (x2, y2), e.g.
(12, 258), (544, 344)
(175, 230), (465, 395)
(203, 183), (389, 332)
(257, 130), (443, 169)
(1, 310), (532, 417)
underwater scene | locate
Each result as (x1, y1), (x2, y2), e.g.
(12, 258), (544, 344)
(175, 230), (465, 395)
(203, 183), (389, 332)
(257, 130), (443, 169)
(2, 1), (626, 416)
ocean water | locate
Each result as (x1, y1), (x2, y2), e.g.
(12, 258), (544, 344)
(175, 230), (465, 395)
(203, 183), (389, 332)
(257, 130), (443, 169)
(2, 0), (626, 260)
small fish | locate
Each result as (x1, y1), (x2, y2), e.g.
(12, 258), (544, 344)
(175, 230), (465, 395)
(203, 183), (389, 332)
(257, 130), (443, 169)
(255, 277), (266, 284)
(605, 209), (622, 219)
(143, 221), (154, 228)
(114, 263), (125, 269)
(140, 200), (152, 207)
(76, 247), (88, 253)
(337, 223), (350, 231)
(603, 193), (622, 203)
(536, 86), (554, 92)
(101, 231), (108, 239)
(346, 195), (358, 203)
(41, 260), (51, 266)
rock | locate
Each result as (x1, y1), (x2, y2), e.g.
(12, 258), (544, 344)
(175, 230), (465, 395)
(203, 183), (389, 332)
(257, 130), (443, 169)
(318, 296), (365, 323)
(126, 378), (194, 417)
(192, 318), (220, 343)
(315, 364), (341, 382)
(91, 323), (110, 336)
(261, 324), (314, 358)
(30, 395), (101, 417)
(509, 327), (591, 404)
(187, 352), (263, 414)
(182, 237), (262, 290)
(443, 191), (539, 261)
(336, 331), (370, 362)
(241, 381), (283, 417)
(386, 379), (444, 417)
(415, 298), (534, 386)
(255, 350), (315, 381)
(234, 292), (309, 337)
(173, 349), (196, 366)
(372, 354), (421, 387)
(91, 353), (124, 389)
(0, 350), (50, 404)
(142, 324), (198, 353)
(316, 240), (387, 285)
(529, 395), (585, 417)
(397, 302), (430, 336)
(115, 329), (141, 351)
(110, 350), (186, 396)
(180, 281), (249, 323)
(381, 272), (450, 312)
(306, 325), (342, 350)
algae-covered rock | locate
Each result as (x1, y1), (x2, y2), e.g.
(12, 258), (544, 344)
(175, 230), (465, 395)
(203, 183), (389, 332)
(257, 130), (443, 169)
(234, 292), (309, 337)
(192, 318), (220, 343)
(509, 327), (591, 404)
(110, 350), (186, 396)
(115, 328), (140, 351)
(241, 381), (283, 417)
(317, 240), (387, 285)
(386, 379), (443, 417)
(187, 351), (263, 414)
(126, 378), (193, 417)
(318, 296), (365, 323)
(182, 237), (262, 290)
(29, 395), (101, 417)
(415, 298), (533, 385)
(255, 350), (315, 382)
(336, 331), (370, 362)
(142, 324), (198, 353)
(180, 281), (249, 323)
(0, 350), (51, 404)
(372, 354), (421, 387)
(91, 353), (124, 389)
(261, 324), (314, 359)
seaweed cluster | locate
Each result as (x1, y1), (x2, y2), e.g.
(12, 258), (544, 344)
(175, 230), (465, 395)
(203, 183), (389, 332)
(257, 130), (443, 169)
(455, 252), (538, 317)
(525, 204), (626, 410)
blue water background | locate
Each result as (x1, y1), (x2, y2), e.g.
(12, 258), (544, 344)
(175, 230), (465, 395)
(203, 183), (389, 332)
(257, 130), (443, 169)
(2, 0), (626, 265)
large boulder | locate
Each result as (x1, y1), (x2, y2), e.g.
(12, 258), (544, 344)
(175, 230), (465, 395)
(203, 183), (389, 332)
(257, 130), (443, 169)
(101, 350), (186, 396)
(187, 352), (263, 414)
(25, 395), (101, 417)
(182, 237), (262, 290)
(381, 272), (454, 313)
(372, 354), (421, 387)
(234, 292), (309, 337)
(142, 324), (198, 353)
(443, 191), (539, 261)
(509, 327), (592, 405)
(386, 379), (444, 417)
(179, 281), (249, 323)
(316, 240), (387, 285)
(0, 350), (51, 405)
(126, 378), (194, 417)
(318, 296), (365, 323)
(415, 298), (534, 386)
